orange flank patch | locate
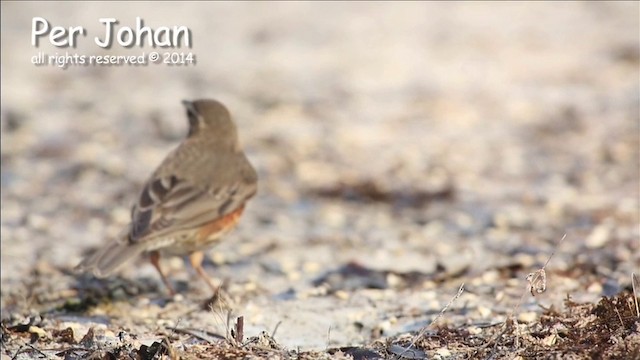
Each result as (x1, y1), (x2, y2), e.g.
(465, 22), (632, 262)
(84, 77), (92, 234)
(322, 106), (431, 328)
(196, 205), (245, 242)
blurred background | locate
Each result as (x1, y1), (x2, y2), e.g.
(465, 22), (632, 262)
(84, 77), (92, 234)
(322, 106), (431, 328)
(1, 1), (638, 348)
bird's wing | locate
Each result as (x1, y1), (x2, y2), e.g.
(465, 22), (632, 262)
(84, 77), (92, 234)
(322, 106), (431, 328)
(128, 173), (256, 243)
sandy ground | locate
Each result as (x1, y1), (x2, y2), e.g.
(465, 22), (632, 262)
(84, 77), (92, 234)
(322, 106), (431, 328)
(1, 2), (639, 358)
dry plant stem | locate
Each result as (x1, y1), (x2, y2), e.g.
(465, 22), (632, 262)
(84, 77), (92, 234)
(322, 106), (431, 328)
(397, 283), (465, 359)
(517, 234), (569, 314)
(426, 283), (465, 329)
(487, 234), (568, 355)
(162, 337), (179, 360)
(510, 292), (527, 350)
(613, 307), (625, 329)
(171, 327), (224, 343)
(632, 272), (639, 318)
(542, 234), (567, 269)
(271, 320), (283, 339)
(206, 287), (237, 346)
(226, 308), (233, 341)
(235, 316), (244, 344)
(168, 318), (181, 338)
(12, 344), (47, 360)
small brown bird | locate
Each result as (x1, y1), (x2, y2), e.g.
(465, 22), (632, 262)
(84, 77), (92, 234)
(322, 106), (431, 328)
(76, 99), (258, 295)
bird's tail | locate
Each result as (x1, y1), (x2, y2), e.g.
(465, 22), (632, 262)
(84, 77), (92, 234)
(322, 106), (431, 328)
(75, 238), (146, 278)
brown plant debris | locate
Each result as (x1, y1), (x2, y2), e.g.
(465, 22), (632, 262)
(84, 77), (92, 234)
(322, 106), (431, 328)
(2, 292), (638, 359)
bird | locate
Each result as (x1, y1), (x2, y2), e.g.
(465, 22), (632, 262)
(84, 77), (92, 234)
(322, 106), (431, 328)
(75, 99), (258, 295)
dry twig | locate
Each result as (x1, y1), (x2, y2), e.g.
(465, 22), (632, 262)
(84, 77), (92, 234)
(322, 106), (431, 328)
(632, 272), (639, 318)
(395, 283), (465, 359)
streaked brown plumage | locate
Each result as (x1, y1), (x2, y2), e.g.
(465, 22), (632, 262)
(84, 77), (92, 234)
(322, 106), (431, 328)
(75, 99), (257, 295)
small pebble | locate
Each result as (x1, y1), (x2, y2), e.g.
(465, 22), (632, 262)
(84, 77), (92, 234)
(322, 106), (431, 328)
(517, 311), (537, 323)
(585, 223), (611, 249)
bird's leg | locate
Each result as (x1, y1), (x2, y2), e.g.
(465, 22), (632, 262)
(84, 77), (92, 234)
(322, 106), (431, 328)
(149, 251), (176, 296)
(189, 251), (219, 294)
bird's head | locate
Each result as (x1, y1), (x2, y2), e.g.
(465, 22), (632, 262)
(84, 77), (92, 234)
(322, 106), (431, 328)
(182, 99), (239, 146)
